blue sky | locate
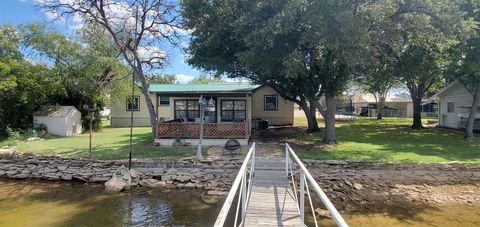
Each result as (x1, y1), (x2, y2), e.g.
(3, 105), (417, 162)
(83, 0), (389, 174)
(0, 0), (204, 83)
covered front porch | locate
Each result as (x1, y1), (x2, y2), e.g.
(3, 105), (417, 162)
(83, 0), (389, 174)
(154, 89), (254, 145)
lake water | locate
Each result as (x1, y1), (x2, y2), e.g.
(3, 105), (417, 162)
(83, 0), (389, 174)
(312, 204), (480, 227)
(0, 180), (223, 226)
(1, 179), (479, 227)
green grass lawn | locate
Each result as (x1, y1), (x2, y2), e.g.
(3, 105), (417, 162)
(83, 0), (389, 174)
(0, 122), (194, 160)
(293, 117), (480, 163)
(2, 117), (479, 163)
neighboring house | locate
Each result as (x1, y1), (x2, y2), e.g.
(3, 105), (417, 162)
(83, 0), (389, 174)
(110, 83), (294, 145)
(341, 93), (414, 117)
(339, 92), (436, 118)
(433, 81), (480, 130)
(100, 108), (111, 119)
(33, 106), (82, 137)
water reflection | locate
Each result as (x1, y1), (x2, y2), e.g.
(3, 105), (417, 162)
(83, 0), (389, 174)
(1, 179), (479, 227)
(0, 179), (223, 227)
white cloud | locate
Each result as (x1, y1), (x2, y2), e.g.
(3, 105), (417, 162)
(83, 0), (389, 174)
(37, 0), (83, 30)
(224, 77), (248, 83)
(44, 11), (63, 21)
(35, 0), (134, 31)
(175, 74), (195, 83)
(137, 45), (166, 64)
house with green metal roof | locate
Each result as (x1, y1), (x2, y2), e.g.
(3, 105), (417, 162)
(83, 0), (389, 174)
(110, 83), (294, 145)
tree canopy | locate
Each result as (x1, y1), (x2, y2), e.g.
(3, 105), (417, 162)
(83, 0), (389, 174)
(0, 23), (130, 136)
(0, 25), (62, 136)
(446, 0), (480, 138)
(183, 0), (369, 143)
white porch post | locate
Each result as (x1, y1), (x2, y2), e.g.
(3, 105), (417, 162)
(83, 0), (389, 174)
(246, 94), (251, 139)
(196, 94), (204, 158)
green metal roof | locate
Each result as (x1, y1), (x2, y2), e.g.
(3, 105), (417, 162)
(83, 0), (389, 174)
(149, 83), (260, 94)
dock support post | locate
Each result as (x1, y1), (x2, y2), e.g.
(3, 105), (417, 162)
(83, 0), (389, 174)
(285, 145), (289, 177)
(252, 143), (256, 172)
(300, 169), (305, 222)
(241, 171), (247, 220)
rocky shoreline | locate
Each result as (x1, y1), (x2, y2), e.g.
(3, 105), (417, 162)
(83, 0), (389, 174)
(304, 160), (480, 211)
(0, 153), (240, 193)
(1, 153), (480, 211)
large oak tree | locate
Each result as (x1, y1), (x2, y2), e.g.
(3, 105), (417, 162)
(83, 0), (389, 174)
(183, 0), (368, 143)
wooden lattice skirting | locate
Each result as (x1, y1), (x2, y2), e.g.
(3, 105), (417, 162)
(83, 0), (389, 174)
(157, 123), (248, 139)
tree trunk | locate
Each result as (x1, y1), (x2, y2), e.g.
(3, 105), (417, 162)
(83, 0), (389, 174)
(411, 97), (423, 129)
(377, 96), (385, 120)
(136, 67), (158, 140)
(300, 99), (319, 132)
(322, 93), (337, 144)
(465, 88), (480, 139)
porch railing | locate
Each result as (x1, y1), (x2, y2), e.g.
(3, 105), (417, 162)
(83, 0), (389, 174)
(157, 122), (248, 139)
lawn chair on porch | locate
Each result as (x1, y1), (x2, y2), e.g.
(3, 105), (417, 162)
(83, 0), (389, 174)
(222, 139), (241, 155)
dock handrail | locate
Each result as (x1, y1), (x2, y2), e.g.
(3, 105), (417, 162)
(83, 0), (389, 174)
(285, 143), (349, 227)
(214, 143), (256, 227)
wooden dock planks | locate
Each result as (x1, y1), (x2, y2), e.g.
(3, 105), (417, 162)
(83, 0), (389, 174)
(244, 158), (304, 227)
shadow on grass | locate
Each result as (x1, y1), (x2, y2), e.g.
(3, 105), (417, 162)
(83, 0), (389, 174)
(284, 118), (480, 162)
(17, 128), (194, 160)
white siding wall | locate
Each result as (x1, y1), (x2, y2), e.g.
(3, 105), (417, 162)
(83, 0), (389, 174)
(33, 110), (82, 136)
(250, 86), (294, 125)
(438, 83), (480, 129)
(110, 91), (156, 127)
(64, 109), (82, 136)
(33, 116), (67, 136)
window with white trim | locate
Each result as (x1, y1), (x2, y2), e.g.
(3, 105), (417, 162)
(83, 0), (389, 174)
(174, 100), (199, 122)
(264, 95), (278, 111)
(159, 96), (170, 106)
(221, 100), (246, 122)
(126, 96), (140, 111)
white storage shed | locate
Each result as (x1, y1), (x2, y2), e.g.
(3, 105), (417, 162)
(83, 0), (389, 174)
(33, 106), (82, 136)
(434, 81), (480, 129)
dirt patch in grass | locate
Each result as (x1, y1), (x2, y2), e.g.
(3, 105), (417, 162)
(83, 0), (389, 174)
(252, 126), (311, 143)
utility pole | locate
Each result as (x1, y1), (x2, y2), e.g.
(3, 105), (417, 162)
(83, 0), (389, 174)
(89, 111), (93, 159)
(128, 6), (139, 170)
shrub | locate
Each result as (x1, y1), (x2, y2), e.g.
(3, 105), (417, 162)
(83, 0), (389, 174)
(6, 127), (25, 141)
(34, 124), (49, 138)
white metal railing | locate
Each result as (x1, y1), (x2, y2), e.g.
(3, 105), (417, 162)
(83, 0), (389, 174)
(214, 143), (256, 227)
(285, 143), (349, 227)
